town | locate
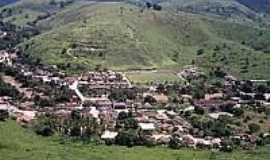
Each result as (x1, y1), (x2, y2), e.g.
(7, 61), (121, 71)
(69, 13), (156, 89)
(1, 49), (270, 152)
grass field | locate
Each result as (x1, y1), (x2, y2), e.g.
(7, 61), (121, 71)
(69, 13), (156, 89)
(126, 70), (180, 84)
(1, 120), (270, 160)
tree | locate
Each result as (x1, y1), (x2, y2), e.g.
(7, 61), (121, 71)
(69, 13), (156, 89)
(49, 0), (57, 5)
(115, 129), (140, 147)
(61, 48), (67, 54)
(192, 87), (205, 99)
(34, 95), (54, 107)
(109, 89), (131, 102)
(144, 95), (157, 104)
(153, 4), (162, 11)
(220, 139), (234, 152)
(117, 111), (129, 121)
(70, 126), (81, 137)
(33, 115), (55, 136)
(213, 66), (227, 78)
(197, 49), (204, 55)
(248, 123), (261, 133)
(71, 110), (81, 120)
(124, 118), (138, 129)
(169, 135), (182, 149)
(120, 6), (124, 16)
(146, 2), (152, 9)
(232, 108), (244, 117)
(0, 78), (21, 99)
(0, 110), (9, 121)
(194, 106), (205, 115)
(35, 125), (54, 137)
(255, 94), (265, 100)
(156, 83), (166, 93)
(191, 80), (205, 99)
(257, 84), (267, 93)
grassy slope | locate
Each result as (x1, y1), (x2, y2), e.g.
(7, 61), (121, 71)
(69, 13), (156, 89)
(0, 0), (77, 26)
(1, 120), (270, 160)
(2, 0), (270, 79)
(20, 3), (202, 70)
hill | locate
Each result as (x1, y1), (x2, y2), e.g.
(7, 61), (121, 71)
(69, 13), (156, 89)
(1, 0), (270, 79)
(237, 0), (270, 14)
(0, 0), (18, 6)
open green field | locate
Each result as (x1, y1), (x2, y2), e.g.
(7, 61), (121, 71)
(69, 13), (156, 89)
(1, 120), (270, 160)
(126, 70), (180, 84)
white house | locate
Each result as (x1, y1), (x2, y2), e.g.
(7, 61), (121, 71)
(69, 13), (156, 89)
(101, 130), (118, 140)
(138, 123), (155, 131)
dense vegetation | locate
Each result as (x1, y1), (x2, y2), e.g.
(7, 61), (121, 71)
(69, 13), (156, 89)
(0, 75), (20, 99)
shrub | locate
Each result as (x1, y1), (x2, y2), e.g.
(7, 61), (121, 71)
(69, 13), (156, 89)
(220, 139), (234, 152)
(0, 78), (20, 99)
(153, 4), (162, 11)
(169, 136), (182, 149)
(115, 129), (140, 147)
(35, 125), (54, 137)
(197, 49), (204, 55)
(232, 108), (244, 117)
(0, 110), (9, 121)
(194, 106), (205, 115)
(248, 123), (261, 133)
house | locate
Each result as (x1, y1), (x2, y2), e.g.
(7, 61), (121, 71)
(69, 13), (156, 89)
(16, 110), (36, 124)
(0, 103), (9, 111)
(101, 130), (118, 141)
(208, 112), (233, 119)
(151, 134), (171, 144)
(264, 93), (270, 101)
(182, 134), (196, 148)
(138, 123), (155, 131)
(113, 102), (127, 110)
(89, 107), (100, 119)
(183, 106), (195, 112)
(194, 100), (236, 112)
(205, 93), (223, 100)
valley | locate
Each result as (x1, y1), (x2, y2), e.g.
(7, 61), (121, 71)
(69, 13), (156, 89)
(1, 1), (270, 160)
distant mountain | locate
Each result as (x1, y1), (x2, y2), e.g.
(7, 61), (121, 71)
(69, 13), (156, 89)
(237, 0), (270, 13)
(0, 0), (19, 6)
(161, 0), (267, 22)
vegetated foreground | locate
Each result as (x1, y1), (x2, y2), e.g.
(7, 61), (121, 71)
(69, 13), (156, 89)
(0, 120), (270, 160)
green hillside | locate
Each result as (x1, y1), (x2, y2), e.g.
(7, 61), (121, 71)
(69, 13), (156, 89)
(1, 0), (270, 79)
(0, 0), (78, 26)
(19, 3), (204, 71)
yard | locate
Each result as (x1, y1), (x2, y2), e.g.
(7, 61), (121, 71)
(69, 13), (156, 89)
(1, 120), (270, 160)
